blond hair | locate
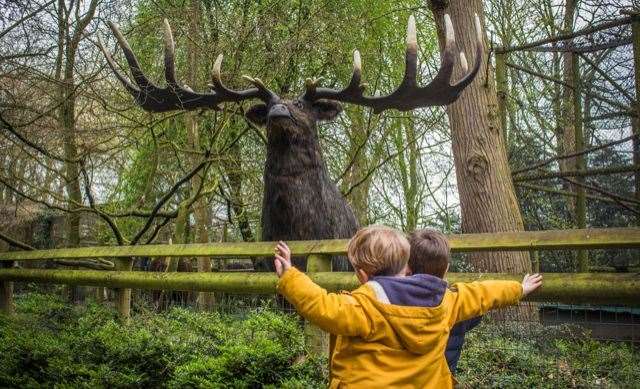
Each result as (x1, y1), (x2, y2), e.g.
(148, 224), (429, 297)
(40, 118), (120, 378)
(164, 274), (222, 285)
(347, 225), (410, 277)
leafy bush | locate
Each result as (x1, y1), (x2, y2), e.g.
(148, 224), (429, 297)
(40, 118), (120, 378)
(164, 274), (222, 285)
(457, 321), (640, 388)
(1, 293), (638, 388)
(0, 293), (325, 388)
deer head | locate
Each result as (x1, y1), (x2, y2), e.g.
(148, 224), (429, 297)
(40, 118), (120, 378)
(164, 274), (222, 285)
(99, 14), (483, 141)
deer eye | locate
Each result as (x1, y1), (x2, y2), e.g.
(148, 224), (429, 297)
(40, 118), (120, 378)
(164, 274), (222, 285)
(293, 101), (304, 109)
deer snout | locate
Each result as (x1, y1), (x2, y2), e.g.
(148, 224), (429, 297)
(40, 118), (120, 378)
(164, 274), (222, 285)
(268, 103), (291, 119)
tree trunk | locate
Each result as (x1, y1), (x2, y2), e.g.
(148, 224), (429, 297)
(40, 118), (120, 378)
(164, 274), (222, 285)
(223, 122), (255, 243)
(343, 109), (372, 226)
(631, 18), (640, 223)
(560, 0), (577, 174)
(184, 0), (215, 310)
(56, 0), (98, 304)
(393, 117), (419, 232)
(428, 1), (531, 275)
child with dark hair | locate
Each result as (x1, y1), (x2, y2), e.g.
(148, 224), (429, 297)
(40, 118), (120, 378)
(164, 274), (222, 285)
(407, 229), (480, 373)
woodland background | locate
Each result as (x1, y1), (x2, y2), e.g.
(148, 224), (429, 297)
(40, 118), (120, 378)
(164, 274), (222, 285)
(1, 1), (640, 387)
(1, 0), (638, 273)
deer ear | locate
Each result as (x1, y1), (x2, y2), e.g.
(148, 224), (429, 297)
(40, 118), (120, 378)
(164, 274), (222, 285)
(312, 100), (342, 121)
(245, 103), (268, 126)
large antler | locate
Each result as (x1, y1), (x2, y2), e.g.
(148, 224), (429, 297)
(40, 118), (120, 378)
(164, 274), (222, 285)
(302, 14), (483, 113)
(98, 20), (277, 113)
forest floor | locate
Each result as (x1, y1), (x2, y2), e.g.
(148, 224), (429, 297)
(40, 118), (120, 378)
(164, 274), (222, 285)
(0, 292), (638, 388)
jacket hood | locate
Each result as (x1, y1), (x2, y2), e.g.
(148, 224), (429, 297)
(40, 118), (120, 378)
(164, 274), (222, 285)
(372, 274), (448, 307)
(353, 274), (451, 354)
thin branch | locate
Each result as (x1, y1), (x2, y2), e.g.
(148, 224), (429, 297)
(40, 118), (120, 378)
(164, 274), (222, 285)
(0, 0), (56, 39)
(80, 164), (125, 245)
(0, 231), (35, 250)
(0, 114), (73, 163)
(561, 176), (640, 206)
(505, 62), (635, 116)
(129, 157), (211, 245)
(513, 165), (640, 182)
(496, 17), (632, 53)
(516, 182), (624, 204)
(53, 259), (115, 270)
(512, 133), (639, 175)
(579, 52), (635, 103)
(510, 36), (631, 53)
(144, 217), (172, 245)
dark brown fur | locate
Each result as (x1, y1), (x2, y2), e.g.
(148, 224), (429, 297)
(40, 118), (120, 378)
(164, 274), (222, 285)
(246, 99), (358, 271)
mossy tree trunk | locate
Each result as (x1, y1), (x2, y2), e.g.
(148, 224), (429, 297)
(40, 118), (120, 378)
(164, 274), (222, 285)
(54, 0), (98, 304)
(342, 108), (373, 226)
(427, 1), (531, 274)
(184, 0), (215, 311)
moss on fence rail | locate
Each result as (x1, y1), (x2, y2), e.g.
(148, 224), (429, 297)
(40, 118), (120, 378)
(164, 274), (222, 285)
(1, 228), (639, 261)
(0, 269), (638, 306)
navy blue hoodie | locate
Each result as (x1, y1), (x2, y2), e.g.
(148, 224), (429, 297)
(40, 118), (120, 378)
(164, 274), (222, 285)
(372, 274), (481, 373)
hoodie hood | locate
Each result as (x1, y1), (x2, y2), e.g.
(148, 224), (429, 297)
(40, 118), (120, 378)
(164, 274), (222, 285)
(352, 274), (451, 355)
(372, 274), (448, 307)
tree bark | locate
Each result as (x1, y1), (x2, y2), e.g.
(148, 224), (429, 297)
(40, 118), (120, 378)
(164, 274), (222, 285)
(632, 17), (640, 223)
(559, 0), (578, 215)
(184, 0), (215, 311)
(55, 0), (98, 304)
(342, 109), (372, 225)
(427, 1), (531, 274)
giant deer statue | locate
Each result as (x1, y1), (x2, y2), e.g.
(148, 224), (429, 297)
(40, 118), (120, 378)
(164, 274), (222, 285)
(99, 14), (482, 271)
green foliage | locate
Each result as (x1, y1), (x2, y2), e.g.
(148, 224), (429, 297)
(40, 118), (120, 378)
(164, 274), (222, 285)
(0, 293), (326, 388)
(2, 294), (639, 388)
(457, 322), (640, 388)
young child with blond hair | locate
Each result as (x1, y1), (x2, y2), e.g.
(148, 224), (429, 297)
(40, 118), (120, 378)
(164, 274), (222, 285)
(274, 225), (542, 388)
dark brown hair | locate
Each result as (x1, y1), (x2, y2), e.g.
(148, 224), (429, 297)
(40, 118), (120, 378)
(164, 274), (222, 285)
(408, 229), (450, 278)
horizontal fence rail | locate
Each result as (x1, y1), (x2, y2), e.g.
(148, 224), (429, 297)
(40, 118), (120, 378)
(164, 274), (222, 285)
(1, 228), (639, 261)
(0, 269), (639, 306)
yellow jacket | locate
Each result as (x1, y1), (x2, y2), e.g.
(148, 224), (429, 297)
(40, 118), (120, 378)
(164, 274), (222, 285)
(277, 268), (523, 389)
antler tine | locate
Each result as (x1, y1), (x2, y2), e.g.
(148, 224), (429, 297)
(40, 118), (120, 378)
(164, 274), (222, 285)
(302, 49), (364, 101)
(401, 14), (418, 89)
(96, 37), (141, 95)
(107, 21), (157, 90)
(428, 14), (457, 87)
(207, 55), (276, 103)
(459, 52), (468, 73)
(162, 19), (179, 87)
(242, 75), (278, 102)
(450, 13), (483, 89)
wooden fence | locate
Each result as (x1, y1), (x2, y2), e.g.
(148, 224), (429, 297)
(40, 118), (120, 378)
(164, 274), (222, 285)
(1, 228), (640, 316)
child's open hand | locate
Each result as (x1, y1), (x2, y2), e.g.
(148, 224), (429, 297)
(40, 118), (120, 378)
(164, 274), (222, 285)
(521, 273), (543, 296)
(274, 241), (292, 278)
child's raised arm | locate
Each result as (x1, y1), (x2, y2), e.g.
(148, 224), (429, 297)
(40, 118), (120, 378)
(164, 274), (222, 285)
(274, 242), (372, 338)
(449, 274), (543, 324)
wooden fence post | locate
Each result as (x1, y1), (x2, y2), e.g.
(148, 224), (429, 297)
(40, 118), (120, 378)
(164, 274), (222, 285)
(0, 281), (13, 315)
(114, 257), (133, 321)
(305, 254), (331, 355)
(530, 250), (540, 273)
(0, 261), (14, 315)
